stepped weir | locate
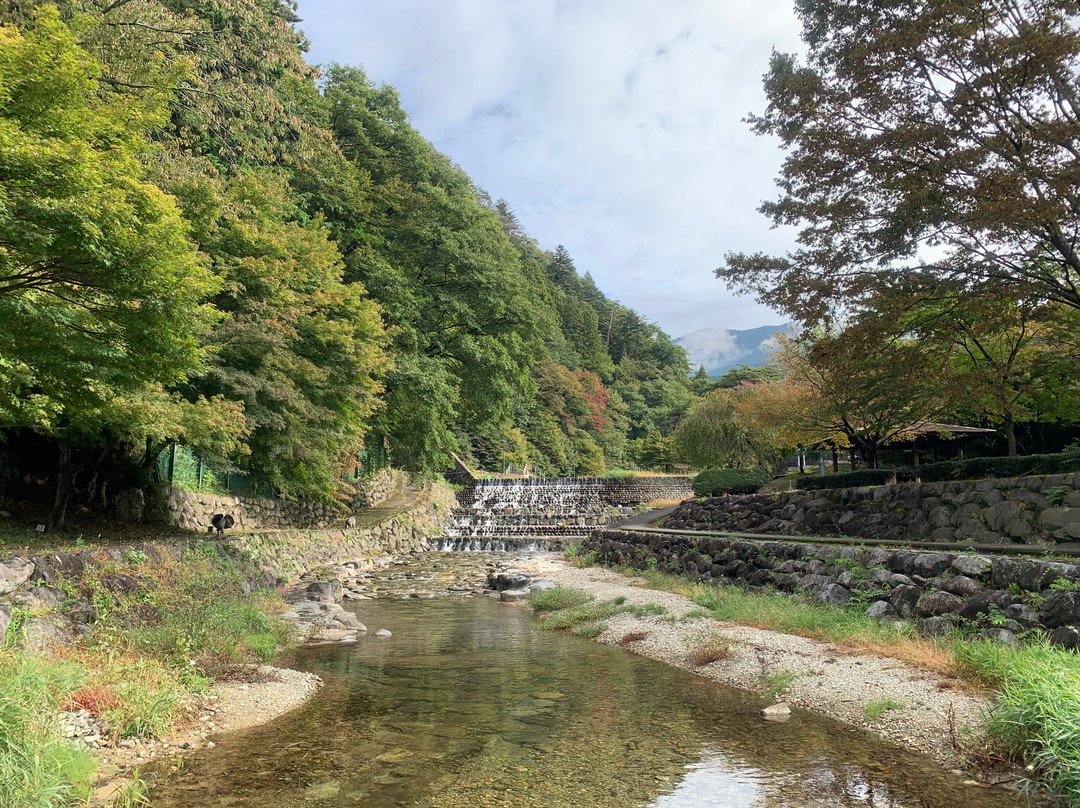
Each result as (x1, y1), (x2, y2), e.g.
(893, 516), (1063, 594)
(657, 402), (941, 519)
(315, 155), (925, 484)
(435, 476), (693, 551)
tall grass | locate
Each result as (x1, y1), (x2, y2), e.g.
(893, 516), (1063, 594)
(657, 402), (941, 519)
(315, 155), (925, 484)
(70, 543), (291, 681)
(0, 653), (94, 808)
(955, 639), (1080, 803)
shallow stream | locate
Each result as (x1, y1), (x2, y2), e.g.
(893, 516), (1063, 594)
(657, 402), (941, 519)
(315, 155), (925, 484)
(152, 554), (1030, 808)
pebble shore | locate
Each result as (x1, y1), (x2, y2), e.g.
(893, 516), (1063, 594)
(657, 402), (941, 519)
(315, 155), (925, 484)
(524, 556), (1004, 779)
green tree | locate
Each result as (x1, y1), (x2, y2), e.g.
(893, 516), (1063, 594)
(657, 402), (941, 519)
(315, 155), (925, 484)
(721, 0), (1080, 322)
(0, 11), (219, 525)
(768, 328), (948, 469)
(178, 169), (388, 500)
(673, 391), (783, 470)
(317, 65), (541, 472)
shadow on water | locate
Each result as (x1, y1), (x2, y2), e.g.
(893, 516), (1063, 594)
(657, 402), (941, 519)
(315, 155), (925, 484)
(152, 594), (1034, 808)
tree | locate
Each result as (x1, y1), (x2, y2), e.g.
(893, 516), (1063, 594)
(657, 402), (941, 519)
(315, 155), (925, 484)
(0, 11), (219, 525)
(720, 0), (1080, 323)
(763, 329), (948, 468)
(863, 278), (1063, 455)
(317, 65), (542, 473)
(177, 169), (388, 500)
(714, 364), (783, 389)
(672, 390), (784, 470)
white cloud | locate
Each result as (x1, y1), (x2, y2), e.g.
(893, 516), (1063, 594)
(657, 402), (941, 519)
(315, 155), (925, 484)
(298, 0), (805, 338)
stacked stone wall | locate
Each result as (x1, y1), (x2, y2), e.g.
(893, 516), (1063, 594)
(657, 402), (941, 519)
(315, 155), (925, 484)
(165, 469), (399, 532)
(584, 528), (1080, 647)
(665, 473), (1080, 545)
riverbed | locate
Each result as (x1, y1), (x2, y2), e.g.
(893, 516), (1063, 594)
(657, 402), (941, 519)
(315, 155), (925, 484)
(150, 553), (1029, 808)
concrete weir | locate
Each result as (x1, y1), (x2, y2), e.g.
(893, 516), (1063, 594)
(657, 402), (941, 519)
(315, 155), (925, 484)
(442, 476), (693, 550)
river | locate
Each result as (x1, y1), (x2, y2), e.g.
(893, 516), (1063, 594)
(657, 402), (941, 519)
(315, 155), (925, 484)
(151, 554), (1029, 808)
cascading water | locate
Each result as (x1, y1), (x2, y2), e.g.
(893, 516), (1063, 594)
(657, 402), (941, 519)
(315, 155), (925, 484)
(438, 477), (637, 551)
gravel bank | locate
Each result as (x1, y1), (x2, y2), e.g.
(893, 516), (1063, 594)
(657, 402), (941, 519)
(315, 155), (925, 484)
(524, 556), (995, 771)
(88, 666), (321, 805)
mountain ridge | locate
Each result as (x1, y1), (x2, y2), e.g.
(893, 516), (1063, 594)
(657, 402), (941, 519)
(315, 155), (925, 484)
(675, 324), (789, 378)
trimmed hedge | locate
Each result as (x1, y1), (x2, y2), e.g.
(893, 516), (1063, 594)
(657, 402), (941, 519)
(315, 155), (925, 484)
(692, 468), (769, 496)
(918, 451), (1080, 482)
(795, 468), (895, 490)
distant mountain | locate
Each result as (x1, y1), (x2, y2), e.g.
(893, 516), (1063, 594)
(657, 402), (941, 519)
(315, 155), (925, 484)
(675, 324), (790, 378)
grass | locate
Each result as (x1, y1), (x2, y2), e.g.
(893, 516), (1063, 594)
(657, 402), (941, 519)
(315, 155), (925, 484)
(954, 638), (1080, 804)
(64, 542), (291, 682)
(570, 621), (608, 638)
(536, 600), (623, 630)
(863, 698), (904, 722)
(628, 569), (954, 673)
(529, 588), (668, 635)
(528, 586), (593, 613)
(0, 539), (295, 807)
(761, 670), (795, 699)
(0, 653), (95, 808)
(687, 634), (731, 666)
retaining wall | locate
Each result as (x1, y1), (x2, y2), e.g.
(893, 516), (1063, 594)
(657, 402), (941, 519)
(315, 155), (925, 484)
(584, 528), (1080, 647)
(165, 469), (399, 532)
(664, 473), (1080, 545)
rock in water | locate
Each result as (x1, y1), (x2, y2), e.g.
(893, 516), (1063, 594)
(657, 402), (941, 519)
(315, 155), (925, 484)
(374, 628), (392, 638)
(762, 703), (791, 722)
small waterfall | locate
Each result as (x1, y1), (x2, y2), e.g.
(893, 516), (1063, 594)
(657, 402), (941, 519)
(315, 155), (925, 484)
(430, 537), (565, 552)
(441, 477), (635, 549)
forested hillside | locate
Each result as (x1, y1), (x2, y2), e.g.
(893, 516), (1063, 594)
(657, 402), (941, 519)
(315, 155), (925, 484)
(0, 0), (690, 525)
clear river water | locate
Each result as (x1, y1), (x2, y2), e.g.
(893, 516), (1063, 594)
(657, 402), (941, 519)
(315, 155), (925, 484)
(151, 554), (1031, 808)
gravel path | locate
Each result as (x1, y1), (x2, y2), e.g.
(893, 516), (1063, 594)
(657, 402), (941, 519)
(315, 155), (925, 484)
(524, 556), (993, 769)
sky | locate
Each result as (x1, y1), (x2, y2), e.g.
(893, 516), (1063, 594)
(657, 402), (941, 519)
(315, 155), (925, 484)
(295, 0), (805, 340)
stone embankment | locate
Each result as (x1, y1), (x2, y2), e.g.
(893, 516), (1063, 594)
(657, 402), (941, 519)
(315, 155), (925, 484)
(664, 473), (1080, 545)
(165, 469), (399, 532)
(584, 528), (1080, 648)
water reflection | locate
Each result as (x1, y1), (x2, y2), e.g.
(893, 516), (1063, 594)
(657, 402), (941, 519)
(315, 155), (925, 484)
(152, 589), (1030, 808)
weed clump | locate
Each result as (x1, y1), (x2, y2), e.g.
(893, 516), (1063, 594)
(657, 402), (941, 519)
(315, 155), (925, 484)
(687, 635), (731, 666)
(862, 698), (903, 722)
(528, 586), (593, 613)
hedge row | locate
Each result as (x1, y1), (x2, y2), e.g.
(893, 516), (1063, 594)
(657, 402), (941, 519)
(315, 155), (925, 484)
(794, 468), (895, 490)
(918, 450), (1080, 482)
(692, 468), (769, 496)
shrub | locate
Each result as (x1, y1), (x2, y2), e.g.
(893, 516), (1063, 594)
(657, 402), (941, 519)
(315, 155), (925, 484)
(692, 468), (769, 496)
(918, 450), (1080, 482)
(795, 468), (895, 490)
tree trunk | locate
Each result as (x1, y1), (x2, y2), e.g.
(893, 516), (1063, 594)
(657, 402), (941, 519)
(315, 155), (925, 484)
(48, 440), (75, 531)
(1005, 418), (1017, 457)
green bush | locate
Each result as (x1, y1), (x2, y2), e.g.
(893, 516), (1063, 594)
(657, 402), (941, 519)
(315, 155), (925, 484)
(795, 468), (895, 490)
(692, 468), (769, 496)
(918, 450), (1080, 482)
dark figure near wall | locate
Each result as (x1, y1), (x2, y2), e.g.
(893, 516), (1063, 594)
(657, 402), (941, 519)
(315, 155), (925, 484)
(208, 513), (235, 535)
